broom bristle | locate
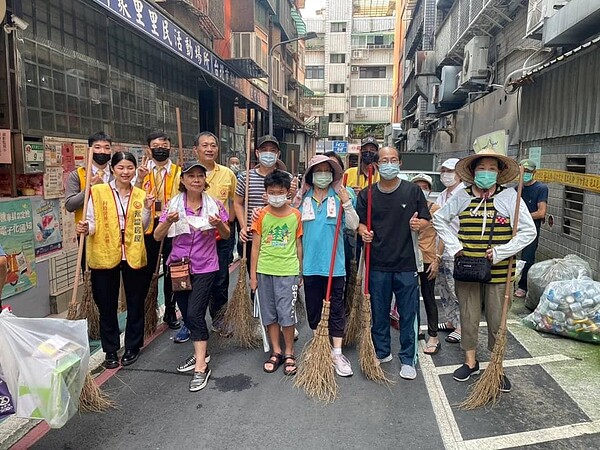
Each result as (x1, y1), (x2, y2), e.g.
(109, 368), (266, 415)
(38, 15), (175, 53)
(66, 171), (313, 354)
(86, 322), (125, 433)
(144, 273), (160, 339)
(295, 302), (338, 403)
(459, 326), (508, 410)
(74, 271), (101, 340)
(66, 302), (79, 321)
(359, 295), (391, 384)
(344, 270), (362, 346)
(222, 262), (260, 348)
(79, 373), (117, 413)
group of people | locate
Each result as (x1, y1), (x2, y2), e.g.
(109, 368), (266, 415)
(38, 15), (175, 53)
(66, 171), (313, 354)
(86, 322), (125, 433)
(65, 129), (548, 393)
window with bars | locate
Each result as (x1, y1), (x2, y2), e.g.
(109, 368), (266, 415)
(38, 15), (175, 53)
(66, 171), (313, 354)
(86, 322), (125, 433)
(359, 66), (387, 78)
(329, 83), (345, 94)
(563, 156), (585, 241)
(331, 22), (347, 32)
(330, 53), (346, 64)
(328, 113), (344, 123)
(306, 66), (324, 79)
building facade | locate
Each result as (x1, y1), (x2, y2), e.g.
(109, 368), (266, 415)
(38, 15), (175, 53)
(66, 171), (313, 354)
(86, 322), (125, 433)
(303, 0), (395, 152)
(0, 0), (314, 317)
(396, 0), (600, 276)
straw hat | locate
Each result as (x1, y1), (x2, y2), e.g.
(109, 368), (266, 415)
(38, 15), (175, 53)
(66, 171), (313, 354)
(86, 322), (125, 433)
(455, 149), (519, 185)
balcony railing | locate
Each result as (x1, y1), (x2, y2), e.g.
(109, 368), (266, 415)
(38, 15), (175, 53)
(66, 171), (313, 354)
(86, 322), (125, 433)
(404, 0), (424, 59)
(275, 0), (297, 41)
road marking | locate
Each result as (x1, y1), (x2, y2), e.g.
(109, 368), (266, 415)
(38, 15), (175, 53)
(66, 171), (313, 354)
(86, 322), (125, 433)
(418, 341), (465, 450)
(462, 420), (600, 449)
(434, 354), (572, 375)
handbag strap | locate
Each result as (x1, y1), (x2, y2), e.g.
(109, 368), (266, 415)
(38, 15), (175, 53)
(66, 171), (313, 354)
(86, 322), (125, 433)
(486, 210), (498, 249)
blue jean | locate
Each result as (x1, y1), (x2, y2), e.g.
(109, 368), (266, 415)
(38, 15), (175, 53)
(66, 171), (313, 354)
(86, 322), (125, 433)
(369, 270), (419, 366)
(518, 229), (540, 291)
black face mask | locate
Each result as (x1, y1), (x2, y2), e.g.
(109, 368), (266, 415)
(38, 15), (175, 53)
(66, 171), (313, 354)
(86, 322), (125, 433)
(361, 151), (378, 164)
(152, 148), (170, 162)
(92, 153), (111, 166)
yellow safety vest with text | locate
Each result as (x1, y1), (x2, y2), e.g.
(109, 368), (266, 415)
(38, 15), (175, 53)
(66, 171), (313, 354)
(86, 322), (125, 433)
(141, 164), (181, 233)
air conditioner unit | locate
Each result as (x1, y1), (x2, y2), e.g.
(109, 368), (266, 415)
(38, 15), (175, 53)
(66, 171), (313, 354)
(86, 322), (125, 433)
(355, 109), (367, 118)
(406, 128), (423, 152)
(460, 36), (490, 86)
(439, 66), (466, 102)
(351, 66), (359, 73)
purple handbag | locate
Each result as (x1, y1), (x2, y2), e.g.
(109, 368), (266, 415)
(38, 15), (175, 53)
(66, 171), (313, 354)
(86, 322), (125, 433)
(0, 376), (16, 417)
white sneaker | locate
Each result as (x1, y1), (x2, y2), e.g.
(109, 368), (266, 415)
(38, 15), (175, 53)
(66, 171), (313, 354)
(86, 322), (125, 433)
(332, 353), (354, 377)
(378, 354), (393, 364)
(400, 364), (417, 380)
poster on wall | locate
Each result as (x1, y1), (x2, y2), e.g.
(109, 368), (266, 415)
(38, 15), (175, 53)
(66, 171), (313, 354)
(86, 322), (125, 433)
(43, 167), (64, 199)
(0, 199), (37, 301)
(0, 129), (11, 164)
(60, 201), (78, 253)
(61, 143), (75, 172)
(74, 143), (87, 168)
(31, 198), (63, 262)
(44, 143), (63, 166)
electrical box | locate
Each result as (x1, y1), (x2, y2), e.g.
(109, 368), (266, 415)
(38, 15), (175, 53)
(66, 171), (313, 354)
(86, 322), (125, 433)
(13, 136), (45, 174)
(460, 36), (490, 86)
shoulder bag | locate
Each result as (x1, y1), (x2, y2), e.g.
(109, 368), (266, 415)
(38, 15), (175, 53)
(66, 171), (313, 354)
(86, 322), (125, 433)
(453, 210), (497, 283)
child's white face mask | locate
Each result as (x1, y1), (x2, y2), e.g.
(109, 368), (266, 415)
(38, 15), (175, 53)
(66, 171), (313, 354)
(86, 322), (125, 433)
(267, 194), (287, 208)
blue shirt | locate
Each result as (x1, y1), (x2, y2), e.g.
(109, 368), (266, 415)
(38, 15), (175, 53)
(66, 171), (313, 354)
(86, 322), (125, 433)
(522, 181), (548, 228)
(299, 186), (352, 277)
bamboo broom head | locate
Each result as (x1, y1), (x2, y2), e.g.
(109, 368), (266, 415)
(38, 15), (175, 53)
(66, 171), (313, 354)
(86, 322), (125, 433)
(79, 372), (117, 413)
(222, 261), (260, 348)
(358, 294), (391, 384)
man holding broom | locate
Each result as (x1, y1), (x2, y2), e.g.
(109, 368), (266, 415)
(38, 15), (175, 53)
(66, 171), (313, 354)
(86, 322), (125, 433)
(357, 147), (431, 380)
(135, 132), (182, 330)
(433, 150), (536, 391)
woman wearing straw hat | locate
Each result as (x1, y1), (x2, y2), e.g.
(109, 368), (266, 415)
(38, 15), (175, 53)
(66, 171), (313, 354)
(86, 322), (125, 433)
(296, 155), (360, 377)
(433, 149), (536, 391)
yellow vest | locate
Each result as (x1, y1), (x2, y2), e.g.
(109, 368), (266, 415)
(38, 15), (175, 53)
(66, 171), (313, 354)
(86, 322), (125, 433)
(74, 167), (86, 224)
(141, 164), (181, 233)
(344, 166), (380, 190)
(87, 184), (147, 269)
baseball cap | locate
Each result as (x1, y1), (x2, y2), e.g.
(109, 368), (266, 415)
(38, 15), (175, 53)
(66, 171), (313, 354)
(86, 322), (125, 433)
(257, 135), (280, 150)
(439, 158), (459, 171)
(360, 136), (379, 150)
(182, 161), (208, 173)
(520, 159), (537, 170)
(411, 173), (433, 188)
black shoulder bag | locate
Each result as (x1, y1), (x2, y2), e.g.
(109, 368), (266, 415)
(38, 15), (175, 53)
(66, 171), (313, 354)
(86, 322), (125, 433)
(453, 210), (497, 283)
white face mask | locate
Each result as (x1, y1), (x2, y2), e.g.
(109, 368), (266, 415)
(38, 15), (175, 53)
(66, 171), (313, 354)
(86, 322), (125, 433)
(267, 194), (287, 207)
(422, 189), (430, 199)
(441, 172), (458, 187)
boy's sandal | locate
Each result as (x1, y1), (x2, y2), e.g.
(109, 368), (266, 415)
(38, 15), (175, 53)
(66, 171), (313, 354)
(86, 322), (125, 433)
(263, 352), (283, 373)
(437, 323), (456, 332)
(282, 354), (297, 376)
(445, 332), (461, 343)
(423, 341), (441, 355)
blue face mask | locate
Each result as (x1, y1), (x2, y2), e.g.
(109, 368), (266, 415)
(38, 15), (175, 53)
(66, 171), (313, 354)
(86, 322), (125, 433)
(523, 173), (534, 183)
(378, 162), (400, 180)
(258, 152), (277, 168)
(474, 170), (498, 189)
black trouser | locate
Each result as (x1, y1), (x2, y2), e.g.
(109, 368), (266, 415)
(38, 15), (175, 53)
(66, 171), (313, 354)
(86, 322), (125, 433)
(91, 262), (146, 353)
(418, 263), (438, 338)
(343, 230), (356, 314)
(518, 227), (540, 291)
(243, 240), (255, 302)
(303, 275), (346, 338)
(144, 220), (174, 313)
(175, 272), (216, 341)
(209, 239), (230, 320)
(77, 236), (86, 272)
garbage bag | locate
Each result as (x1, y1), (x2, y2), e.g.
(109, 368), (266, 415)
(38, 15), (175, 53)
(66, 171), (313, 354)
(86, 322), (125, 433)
(523, 277), (600, 344)
(525, 255), (592, 310)
(0, 309), (90, 428)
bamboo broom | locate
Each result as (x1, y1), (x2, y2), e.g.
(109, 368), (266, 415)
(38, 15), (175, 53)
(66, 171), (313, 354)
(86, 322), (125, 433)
(221, 110), (260, 348)
(344, 253), (363, 346)
(460, 165), (525, 409)
(358, 165), (390, 384)
(75, 262), (100, 340)
(295, 197), (345, 403)
(143, 240), (163, 339)
(67, 145), (95, 321)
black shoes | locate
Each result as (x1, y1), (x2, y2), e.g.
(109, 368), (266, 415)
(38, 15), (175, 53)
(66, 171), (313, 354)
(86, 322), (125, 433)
(121, 349), (139, 366)
(453, 361), (480, 382)
(163, 310), (181, 329)
(103, 352), (119, 370)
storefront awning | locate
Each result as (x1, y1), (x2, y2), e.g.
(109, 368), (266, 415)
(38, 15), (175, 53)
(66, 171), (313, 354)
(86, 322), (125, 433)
(299, 83), (315, 97)
(91, 0), (268, 110)
(291, 8), (307, 36)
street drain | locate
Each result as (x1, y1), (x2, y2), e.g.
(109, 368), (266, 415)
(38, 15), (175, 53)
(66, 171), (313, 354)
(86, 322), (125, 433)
(213, 374), (256, 392)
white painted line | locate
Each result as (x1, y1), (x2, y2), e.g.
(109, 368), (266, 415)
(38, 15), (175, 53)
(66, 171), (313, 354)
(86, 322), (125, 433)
(462, 420), (600, 450)
(434, 354), (572, 376)
(418, 341), (465, 450)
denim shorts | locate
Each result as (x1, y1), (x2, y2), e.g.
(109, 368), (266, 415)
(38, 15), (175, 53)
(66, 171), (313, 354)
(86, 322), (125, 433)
(257, 274), (298, 327)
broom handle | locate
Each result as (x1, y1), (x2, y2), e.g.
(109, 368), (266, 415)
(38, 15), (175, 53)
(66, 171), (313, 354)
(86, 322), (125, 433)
(364, 165), (373, 295)
(499, 165), (525, 325)
(176, 107), (184, 165)
(70, 145), (95, 306)
(325, 173), (348, 301)
(242, 110), (253, 260)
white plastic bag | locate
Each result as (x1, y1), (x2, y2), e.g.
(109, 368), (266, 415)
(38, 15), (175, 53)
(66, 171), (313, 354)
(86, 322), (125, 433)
(0, 309), (90, 428)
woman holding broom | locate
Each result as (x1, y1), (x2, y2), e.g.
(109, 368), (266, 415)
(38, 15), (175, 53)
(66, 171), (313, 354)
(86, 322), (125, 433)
(433, 149), (535, 391)
(154, 161), (229, 392)
(296, 155), (359, 377)
(76, 152), (153, 369)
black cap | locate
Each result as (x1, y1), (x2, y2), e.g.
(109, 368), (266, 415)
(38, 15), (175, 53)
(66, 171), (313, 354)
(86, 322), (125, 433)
(257, 135), (280, 150)
(361, 136), (379, 150)
(182, 161), (208, 173)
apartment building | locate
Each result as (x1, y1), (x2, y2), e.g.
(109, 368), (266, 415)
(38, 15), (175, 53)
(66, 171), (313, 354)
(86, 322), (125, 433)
(303, 0), (395, 150)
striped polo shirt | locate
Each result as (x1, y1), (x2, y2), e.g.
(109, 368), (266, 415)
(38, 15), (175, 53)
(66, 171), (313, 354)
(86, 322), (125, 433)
(235, 168), (293, 226)
(458, 186), (514, 284)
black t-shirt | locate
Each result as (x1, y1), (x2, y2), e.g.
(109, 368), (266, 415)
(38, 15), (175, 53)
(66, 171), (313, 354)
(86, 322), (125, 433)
(357, 180), (431, 272)
(522, 181), (548, 228)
